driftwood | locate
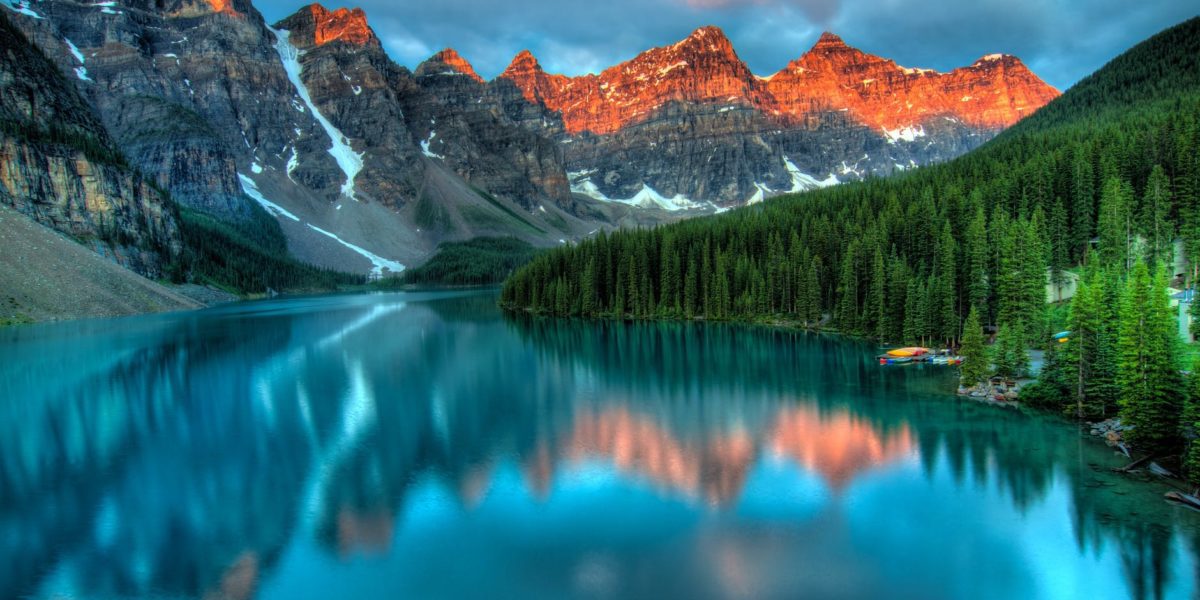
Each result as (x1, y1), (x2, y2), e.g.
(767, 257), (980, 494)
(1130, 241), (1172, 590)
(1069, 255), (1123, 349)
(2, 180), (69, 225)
(1165, 491), (1200, 511)
(1113, 454), (1155, 473)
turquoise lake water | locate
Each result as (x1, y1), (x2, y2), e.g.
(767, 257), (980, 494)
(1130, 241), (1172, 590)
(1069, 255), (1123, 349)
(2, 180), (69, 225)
(1, 289), (1198, 599)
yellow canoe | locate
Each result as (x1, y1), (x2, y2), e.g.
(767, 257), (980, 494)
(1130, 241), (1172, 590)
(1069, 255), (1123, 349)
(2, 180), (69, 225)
(887, 347), (929, 357)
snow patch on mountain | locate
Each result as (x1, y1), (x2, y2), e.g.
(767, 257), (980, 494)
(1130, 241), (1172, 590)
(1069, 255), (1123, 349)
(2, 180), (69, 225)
(783, 156), (839, 192)
(747, 182), (772, 205)
(421, 131), (445, 159)
(270, 26), (364, 201)
(239, 173), (299, 222)
(568, 171), (701, 211)
(626, 184), (702, 211)
(882, 125), (926, 144)
(305, 224), (405, 276)
(286, 147), (299, 182)
(1, 0), (42, 18)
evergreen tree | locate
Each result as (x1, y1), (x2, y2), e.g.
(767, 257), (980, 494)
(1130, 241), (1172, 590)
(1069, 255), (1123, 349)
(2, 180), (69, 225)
(1063, 264), (1123, 418)
(965, 205), (990, 317)
(992, 322), (1029, 380)
(934, 222), (958, 344)
(1140, 165), (1173, 269)
(959, 307), (990, 387)
(1183, 362), (1200, 487)
(1097, 176), (1134, 270)
(1048, 196), (1071, 300)
(1071, 151), (1096, 262)
(868, 248), (887, 340)
(1116, 262), (1182, 454)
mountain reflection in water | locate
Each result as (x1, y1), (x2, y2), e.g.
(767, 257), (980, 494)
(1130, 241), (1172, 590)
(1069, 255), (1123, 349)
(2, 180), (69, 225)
(0, 290), (1197, 600)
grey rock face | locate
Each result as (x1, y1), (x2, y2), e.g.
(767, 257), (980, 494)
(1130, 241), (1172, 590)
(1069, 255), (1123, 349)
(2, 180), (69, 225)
(0, 11), (180, 277)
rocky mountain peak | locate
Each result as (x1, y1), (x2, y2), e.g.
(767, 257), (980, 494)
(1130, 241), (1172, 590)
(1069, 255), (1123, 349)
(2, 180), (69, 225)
(276, 4), (378, 49)
(813, 31), (848, 49)
(204, 0), (236, 14)
(672, 25), (736, 55)
(969, 53), (1023, 71)
(502, 50), (543, 77)
(425, 48), (484, 83)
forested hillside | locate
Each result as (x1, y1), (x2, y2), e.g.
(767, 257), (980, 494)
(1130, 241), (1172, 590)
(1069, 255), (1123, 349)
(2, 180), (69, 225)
(502, 17), (1200, 354)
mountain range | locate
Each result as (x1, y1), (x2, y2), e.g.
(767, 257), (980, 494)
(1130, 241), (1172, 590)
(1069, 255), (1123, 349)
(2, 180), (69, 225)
(0, 0), (1058, 284)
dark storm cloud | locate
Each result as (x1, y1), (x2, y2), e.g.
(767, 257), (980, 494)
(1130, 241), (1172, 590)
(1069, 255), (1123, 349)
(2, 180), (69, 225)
(254, 0), (1195, 90)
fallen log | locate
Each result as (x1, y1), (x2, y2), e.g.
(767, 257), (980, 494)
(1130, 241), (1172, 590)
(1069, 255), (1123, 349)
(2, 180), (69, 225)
(1113, 454), (1155, 473)
(1165, 491), (1200, 511)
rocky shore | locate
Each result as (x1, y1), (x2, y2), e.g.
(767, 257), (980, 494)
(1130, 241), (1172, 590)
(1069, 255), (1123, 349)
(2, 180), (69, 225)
(957, 380), (1023, 407)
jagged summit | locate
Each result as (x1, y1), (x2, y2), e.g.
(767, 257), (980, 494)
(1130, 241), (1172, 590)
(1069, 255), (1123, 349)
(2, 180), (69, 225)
(663, 25), (743, 64)
(813, 31), (848, 48)
(275, 4), (378, 48)
(503, 49), (543, 75)
(422, 48), (484, 83)
(497, 24), (1055, 136)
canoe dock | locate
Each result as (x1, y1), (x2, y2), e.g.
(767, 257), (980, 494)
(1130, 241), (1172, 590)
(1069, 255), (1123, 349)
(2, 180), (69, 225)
(878, 347), (962, 366)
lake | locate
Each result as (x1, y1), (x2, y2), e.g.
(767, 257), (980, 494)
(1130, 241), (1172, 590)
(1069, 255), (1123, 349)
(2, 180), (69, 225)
(1, 289), (1197, 599)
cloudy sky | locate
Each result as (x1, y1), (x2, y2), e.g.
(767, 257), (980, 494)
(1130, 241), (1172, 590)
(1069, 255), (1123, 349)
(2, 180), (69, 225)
(256, 0), (1194, 90)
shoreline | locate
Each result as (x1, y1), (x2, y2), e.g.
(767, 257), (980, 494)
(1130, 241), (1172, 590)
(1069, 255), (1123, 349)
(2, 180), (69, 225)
(0, 282), (503, 327)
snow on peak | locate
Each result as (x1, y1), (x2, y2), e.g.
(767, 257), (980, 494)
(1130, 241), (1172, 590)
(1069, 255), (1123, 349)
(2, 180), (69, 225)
(270, 26), (364, 201)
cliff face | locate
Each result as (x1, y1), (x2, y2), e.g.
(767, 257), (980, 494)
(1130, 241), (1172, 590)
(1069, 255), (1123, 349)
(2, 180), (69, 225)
(271, 4), (572, 216)
(500, 26), (774, 137)
(272, 3), (423, 206)
(493, 27), (1059, 205)
(764, 32), (1060, 134)
(0, 12), (180, 277)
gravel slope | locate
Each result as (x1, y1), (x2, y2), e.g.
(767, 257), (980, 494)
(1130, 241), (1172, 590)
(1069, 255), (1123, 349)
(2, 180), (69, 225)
(0, 205), (202, 323)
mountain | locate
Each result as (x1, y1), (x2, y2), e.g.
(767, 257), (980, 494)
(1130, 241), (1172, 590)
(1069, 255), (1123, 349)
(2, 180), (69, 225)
(501, 16), (1200, 334)
(492, 26), (1059, 206)
(0, 0), (1057, 288)
(0, 0), (609, 278)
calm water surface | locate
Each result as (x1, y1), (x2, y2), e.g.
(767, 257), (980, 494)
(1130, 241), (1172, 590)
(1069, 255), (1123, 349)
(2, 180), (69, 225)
(2, 290), (1199, 599)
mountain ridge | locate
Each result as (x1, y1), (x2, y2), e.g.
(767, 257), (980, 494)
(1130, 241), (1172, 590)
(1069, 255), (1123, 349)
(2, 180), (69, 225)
(480, 24), (1057, 136)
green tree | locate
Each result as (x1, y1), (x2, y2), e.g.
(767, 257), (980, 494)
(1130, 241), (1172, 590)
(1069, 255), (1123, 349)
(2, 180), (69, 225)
(992, 322), (1029, 380)
(934, 222), (958, 344)
(958, 307), (990, 387)
(1183, 362), (1200, 487)
(1097, 176), (1134, 270)
(1140, 165), (1173, 269)
(1116, 262), (1182, 454)
(964, 204), (990, 317)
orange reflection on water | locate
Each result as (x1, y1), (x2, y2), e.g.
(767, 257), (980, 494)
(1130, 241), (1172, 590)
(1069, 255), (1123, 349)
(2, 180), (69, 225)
(768, 406), (915, 492)
(562, 406), (757, 506)
(550, 403), (913, 504)
(202, 551), (259, 600)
